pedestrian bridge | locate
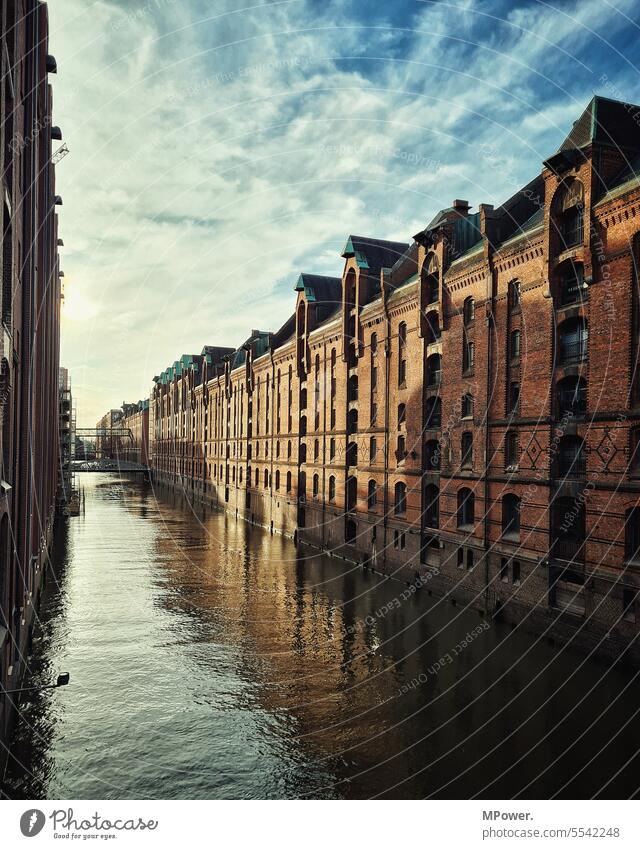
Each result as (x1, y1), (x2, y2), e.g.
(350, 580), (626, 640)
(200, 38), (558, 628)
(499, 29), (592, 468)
(70, 459), (149, 473)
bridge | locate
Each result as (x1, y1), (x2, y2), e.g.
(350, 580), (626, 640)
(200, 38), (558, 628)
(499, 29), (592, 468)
(70, 459), (149, 473)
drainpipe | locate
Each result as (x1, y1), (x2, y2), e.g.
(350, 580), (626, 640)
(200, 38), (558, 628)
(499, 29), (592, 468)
(381, 269), (392, 574)
(269, 341), (275, 532)
(479, 204), (498, 608)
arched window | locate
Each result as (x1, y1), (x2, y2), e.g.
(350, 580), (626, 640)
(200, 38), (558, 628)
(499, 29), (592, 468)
(298, 471), (306, 502)
(557, 375), (587, 417)
(300, 414), (307, 436)
(328, 475), (336, 501)
(509, 381), (520, 414)
(557, 435), (586, 478)
(286, 471), (292, 491)
(370, 437), (377, 462)
(461, 431), (473, 468)
(625, 508), (640, 563)
(367, 480), (377, 510)
(463, 296), (475, 325)
(275, 470), (280, 490)
(559, 317), (588, 363)
(264, 468), (269, 488)
(396, 434), (406, 462)
(398, 321), (407, 385)
(422, 254), (439, 304)
(330, 437), (336, 459)
(346, 440), (357, 468)
(346, 475), (357, 510)
(425, 396), (442, 428)
(398, 403), (406, 427)
(300, 388), (308, 409)
(427, 354), (441, 387)
(371, 332), (377, 354)
(510, 329), (521, 361)
(300, 442), (307, 464)
(313, 473), (319, 498)
(424, 439), (440, 471)
(424, 483), (439, 528)
(425, 310), (440, 344)
(502, 494), (521, 538)
(551, 495), (585, 563)
(394, 482), (407, 515)
(287, 440), (292, 458)
(554, 179), (584, 251)
(457, 487), (474, 527)
(461, 393), (473, 419)
(314, 438), (319, 460)
(508, 280), (521, 311)
(463, 339), (474, 373)
(255, 467), (259, 486)
(505, 431), (518, 468)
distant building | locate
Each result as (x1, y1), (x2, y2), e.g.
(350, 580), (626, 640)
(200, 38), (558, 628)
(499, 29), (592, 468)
(95, 400), (149, 466)
(152, 96), (640, 661)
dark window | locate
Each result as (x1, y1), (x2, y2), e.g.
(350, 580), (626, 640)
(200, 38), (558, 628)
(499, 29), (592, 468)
(559, 317), (588, 363)
(500, 558), (509, 582)
(457, 547), (464, 568)
(371, 333), (377, 354)
(425, 311), (440, 344)
(555, 182), (584, 251)
(502, 494), (521, 538)
(275, 470), (280, 490)
(623, 587), (637, 623)
(425, 396), (441, 428)
(510, 330), (521, 361)
(286, 471), (292, 491)
(463, 296), (475, 325)
(457, 487), (474, 528)
(512, 560), (521, 584)
(559, 261), (585, 306)
(505, 431), (518, 468)
(313, 473), (319, 498)
(424, 484), (439, 528)
(509, 280), (521, 311)
(329, 476), (336, 501)
(396, 434), (406, 462)
(264, 469), (269, 488)
(463, 340), (474, 373)
(625, 508), (640, 563)
(427, 354), (441, 387)
(370, 437), (377, 462)
(461, 431), (473, 468)
(631, 428), (640, 473)
(330, 437), (335, 459)
(300, 442), (307, 464)
(466, 549), (474, 571)
(398, 403), (406, 427)
(367, 479), (377, 510)
(551, 496), (585, 563)
(509, 382), (520, 414)
(557, 376), (587, 418)
(461, 393), (473, 419)
(557, 435), (586, 478)
(424, 439), (440, 471)
(395, 482), (407, 515)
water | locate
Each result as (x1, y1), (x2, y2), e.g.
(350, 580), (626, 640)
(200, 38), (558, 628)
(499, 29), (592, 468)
(3, 474), (640, 799)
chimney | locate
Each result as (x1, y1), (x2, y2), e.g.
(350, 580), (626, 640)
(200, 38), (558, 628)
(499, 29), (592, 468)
(452, 199), (470, 216)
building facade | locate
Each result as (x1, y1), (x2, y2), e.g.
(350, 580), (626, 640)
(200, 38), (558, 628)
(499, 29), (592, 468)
(151, 97), (640, 660)
(0, 1), (63, 760)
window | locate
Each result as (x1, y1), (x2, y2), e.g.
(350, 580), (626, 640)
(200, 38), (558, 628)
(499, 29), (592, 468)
(623, 587), (637, 623)
(313, 473), (319, 498)
(554, 180), (584, 251)
(559, 260), (585, 306)
(425, 311), (440, 344)
(394, 530), (399, 549)
(457, 547), (464, 569)
(427, 354), (441, 387)
(461, 393), (473, 419)
(396, 434), (406, 462)
(424, 484), (439, 528)
(255, 468), (259, 486)
(551, 496), (585, 563)
(425, 396), (442, 428)
(463, 339), (474, 374)
(398, 322), (407, 386)
(631, 428), (640, 474)
(500, 558), (509, 582)
(371, 402), (378, 426)
(346, 475), (357, 511)
(422, 256), (439, 304)
(466, 549), (474, 571)
(328, 475), (336, 502)
(463, 296), (475, 325)
(330, 437), (336, 460)
(510, 330), (521, 361)
(424, 439), (440, 471)
(286, 471), (292, 492)
(559, 317), (588, 363)
(367, 479), (377, 510)
(371, 333), (377, 354)
(314, 438), (319, 460)
(275, 470), (280, 490)
(394, 482), (407, 515)
(300, 415), (307, 436)
(557, 376), (587, 418)
(287, 440), (292, 458)
(461, 431), (473, 468)
(502, 494), (521, 538)
(457, 487), (474, 528)
(512, 560), (521, 584)
(505, 431), (518, 468)
(509, 382), (520, 414)
(398, 403), (406, 427)
(509, 280), (521, 311)
(264, 469), (269, 488)
(557, 435), (586, 478)
(625, 508), (640, 563)
(370, 437), (377, 462)
(300, 443), (307, 464)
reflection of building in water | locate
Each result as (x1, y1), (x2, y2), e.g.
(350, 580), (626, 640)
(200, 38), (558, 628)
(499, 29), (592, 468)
(151, 98), (640, 662)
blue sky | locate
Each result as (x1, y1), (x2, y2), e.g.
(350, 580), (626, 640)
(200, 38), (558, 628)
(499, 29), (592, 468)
(50, 0), (640, 424)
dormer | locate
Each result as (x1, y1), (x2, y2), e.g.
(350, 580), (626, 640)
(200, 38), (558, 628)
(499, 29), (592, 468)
(294, 274), (342, 375)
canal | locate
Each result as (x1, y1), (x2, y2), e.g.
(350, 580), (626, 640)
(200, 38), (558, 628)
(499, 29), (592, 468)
(2, 473), (639, 799)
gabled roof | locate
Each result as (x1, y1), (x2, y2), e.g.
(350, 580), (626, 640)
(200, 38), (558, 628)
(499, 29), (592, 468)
(295, 273), (342, 325)
(557, 96), (640, 154)
(341, 235), (409, 273)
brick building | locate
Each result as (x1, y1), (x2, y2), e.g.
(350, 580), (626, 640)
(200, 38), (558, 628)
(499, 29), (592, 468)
(0, 2), (63, 759)
(95, 400), (150, 465)
(151, 96), (640, 659)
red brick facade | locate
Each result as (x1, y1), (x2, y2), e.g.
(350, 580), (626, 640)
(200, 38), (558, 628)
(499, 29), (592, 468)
(0, 1), (63, 754)
(151, 97), (640, 659)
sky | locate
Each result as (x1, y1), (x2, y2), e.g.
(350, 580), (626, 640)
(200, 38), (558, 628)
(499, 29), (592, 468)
(49, 0), (640, 426)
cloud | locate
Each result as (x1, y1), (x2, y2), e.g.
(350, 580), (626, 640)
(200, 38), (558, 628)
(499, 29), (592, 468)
(49, 0), (640, 424)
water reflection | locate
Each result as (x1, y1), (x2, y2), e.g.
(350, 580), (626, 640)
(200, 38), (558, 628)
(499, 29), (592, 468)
(3, 474), (640, 799)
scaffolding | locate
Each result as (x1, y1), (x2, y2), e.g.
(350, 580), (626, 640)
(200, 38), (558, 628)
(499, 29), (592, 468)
(58, 368), (79, 516)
